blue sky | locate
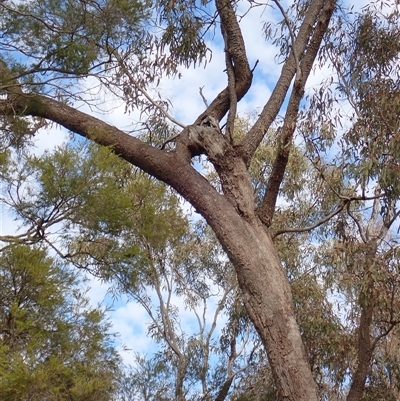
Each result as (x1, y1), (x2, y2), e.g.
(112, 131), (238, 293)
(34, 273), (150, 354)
(0, 0), (374, 367)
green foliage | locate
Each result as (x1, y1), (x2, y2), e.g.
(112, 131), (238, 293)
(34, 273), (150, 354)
(0, 0), (212, 144)
(118, 354), (175, 401)
(0, 244), (121, 400)
(3, 1), (400, 400)
(1, 0), (150, 75)
(2, 141), (189, 290)
(156, 0), (211, 70)
(327, 5), (400, 205)
(0, 0), (211, 98)
(2, 141), (262, 400)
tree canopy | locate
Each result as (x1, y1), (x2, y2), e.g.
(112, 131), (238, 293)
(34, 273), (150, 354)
(2, 0), (400, 400)
(0, 244), (121, 400)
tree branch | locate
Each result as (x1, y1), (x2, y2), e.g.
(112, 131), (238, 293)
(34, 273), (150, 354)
(257, 0), (336, 226)
(8, 90), (170, 170)
(194, 0), (252, 124)
(240, 0), (335, 164)
(199, 86), (209, 107)
(273, 201), (348, 238)
(222, 24), (237, 142)
(215, 304), (239, 401)
(2, 90), (244, 268)
(111, 48), (186, 129)
(372, 322), (399, 350)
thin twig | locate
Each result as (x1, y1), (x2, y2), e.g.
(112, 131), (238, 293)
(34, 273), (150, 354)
(199, 86), (209, 107)
(111, 49), (186, 129)
(273, 201), (348, 237)
(272, 0), (301, 81)
(251, 59), (259, 73)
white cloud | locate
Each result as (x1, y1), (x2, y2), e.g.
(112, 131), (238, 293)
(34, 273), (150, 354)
(1, 0), (381, 369)
(32, 125), (70, 155)
(111, 301), (155, 365)
(84, 276), (154, 365)
(86, 276), (112, 306)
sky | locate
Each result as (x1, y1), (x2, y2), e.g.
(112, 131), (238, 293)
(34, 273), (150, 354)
(0, 0), (373, 367)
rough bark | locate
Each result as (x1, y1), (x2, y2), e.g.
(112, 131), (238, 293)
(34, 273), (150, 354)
(213, 210), (319, 401)
(195, 0), (252, 124)
(0, 1), (340, 399)
(6, 91), (319, 401)
(346, 296), (374, 401)
(346, 242), (378, 401)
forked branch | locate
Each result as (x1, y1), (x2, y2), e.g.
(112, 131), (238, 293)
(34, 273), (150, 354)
(195, 0), (252, 124)
(257, 0), (336, 227)
(241, 0), (335, 164)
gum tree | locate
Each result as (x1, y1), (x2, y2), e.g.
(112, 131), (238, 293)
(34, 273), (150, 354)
(2, 0), (397, 400)
(0, 141), (267, 401)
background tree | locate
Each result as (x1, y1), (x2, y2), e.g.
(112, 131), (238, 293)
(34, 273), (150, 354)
(2, 0), (400, 400)
(0, 244), (121, 401)
(303, 5), (400, 399)
(1, 142), (263, 401)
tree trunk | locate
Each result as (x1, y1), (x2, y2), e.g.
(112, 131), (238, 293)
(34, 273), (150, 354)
(170, 123), (318, 399)
(346, 241), (378, 401)
(11, 88), (319, 401)
(346, 300), (374, 401)
(197, 145), (318, 400)
(218, 216), (318, 401)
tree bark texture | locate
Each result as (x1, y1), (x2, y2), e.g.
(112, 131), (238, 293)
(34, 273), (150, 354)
(346, 299), (374, 401)
(213, 211), (319, 401)
(346, 242), (378, 401)
(13, 93), (319, 401)
(0, 0), (340, 399)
